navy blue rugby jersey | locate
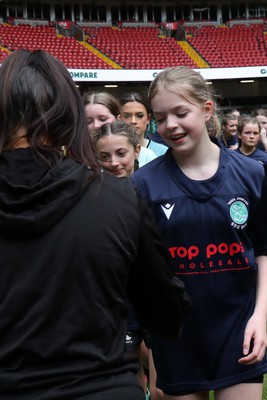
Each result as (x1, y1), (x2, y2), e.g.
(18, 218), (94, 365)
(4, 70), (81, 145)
(236, 147), (267, 168)
(132, 147), (267, 393)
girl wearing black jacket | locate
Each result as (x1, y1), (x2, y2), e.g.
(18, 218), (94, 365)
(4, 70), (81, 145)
(0, 49), (191, 400)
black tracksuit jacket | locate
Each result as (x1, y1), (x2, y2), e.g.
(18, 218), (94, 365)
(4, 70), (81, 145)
(0, 148), (189, 399)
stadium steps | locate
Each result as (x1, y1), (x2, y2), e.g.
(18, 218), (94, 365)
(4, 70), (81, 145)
(0, 46), (11, 53)
(81, 40), (122, 69)
(178, 41), (209, 68)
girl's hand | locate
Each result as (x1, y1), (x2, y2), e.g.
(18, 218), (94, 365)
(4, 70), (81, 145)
(238, 314), (267, 365)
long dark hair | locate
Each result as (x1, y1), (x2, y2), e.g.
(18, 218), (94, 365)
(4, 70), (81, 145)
(0, 49), (99, 171)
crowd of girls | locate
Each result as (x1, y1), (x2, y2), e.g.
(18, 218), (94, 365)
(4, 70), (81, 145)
(83, 71), (267, 400)
(1, 48), (267, 400)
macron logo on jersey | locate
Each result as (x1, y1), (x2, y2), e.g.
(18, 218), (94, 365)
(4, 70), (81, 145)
(161, 203), (175, 220)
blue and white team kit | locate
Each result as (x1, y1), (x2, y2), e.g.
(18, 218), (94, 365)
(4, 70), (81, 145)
(132, 147), (267, 394)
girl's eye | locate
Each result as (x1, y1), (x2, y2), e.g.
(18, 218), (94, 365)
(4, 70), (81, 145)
(177, 112), (188, 118)
(98, 154), (110, 161)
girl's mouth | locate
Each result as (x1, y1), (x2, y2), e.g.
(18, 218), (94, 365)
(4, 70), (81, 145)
(170, 133), (187, 142)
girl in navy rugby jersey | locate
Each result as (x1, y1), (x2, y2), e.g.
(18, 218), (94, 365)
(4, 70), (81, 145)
(236, 116), (267, 169)
(132, 66), (267, 400)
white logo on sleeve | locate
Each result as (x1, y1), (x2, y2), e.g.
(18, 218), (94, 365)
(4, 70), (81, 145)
(161, 203), (175, 220)
(126, 334), (133, 344)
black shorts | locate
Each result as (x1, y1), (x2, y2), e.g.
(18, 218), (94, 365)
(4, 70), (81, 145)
(163, 375), (264, 396)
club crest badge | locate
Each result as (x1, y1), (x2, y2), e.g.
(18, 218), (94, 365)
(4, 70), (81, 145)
(229, 198), (248, 229)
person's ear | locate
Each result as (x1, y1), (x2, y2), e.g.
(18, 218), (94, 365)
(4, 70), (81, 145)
(135, 143), (141, 159)
(117, 114), (122, 121)
(204, 101), (214, 121)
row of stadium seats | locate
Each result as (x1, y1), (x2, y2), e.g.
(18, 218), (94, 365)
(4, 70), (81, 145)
(0, 23), (267, 69)
(188, 24), (267, 67)
(85, 26), (198, 69)
(0, 24), (112, 69)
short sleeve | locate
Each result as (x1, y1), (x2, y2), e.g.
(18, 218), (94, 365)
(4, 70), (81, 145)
(249, 175), (267, 256)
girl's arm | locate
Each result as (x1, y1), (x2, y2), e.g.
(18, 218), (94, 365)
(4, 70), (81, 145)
(238, 255), (267, 365)
(148, 349), (164, 400)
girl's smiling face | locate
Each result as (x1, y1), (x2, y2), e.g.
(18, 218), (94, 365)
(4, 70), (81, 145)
(96, 134), (140, 178)
(151, 90), (213, 153)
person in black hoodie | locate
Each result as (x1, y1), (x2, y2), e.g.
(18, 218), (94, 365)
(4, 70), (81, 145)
(0, 49), (191, 400)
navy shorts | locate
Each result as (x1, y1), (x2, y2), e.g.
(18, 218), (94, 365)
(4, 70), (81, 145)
(163, 375), (264, 396)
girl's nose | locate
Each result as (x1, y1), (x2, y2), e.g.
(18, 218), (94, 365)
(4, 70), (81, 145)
(110, 156), (119, 166)
(130, 115), (137, 124)
(94, 121), (103, 128)
(166, 115), (178, 129)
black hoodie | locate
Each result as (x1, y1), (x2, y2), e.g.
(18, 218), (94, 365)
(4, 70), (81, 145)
(0, 148), (189, 399)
